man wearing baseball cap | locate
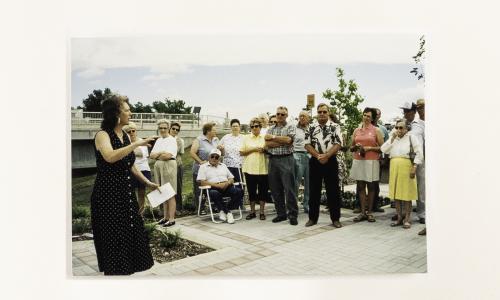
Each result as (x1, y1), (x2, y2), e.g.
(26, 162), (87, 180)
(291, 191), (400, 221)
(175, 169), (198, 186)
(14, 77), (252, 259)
(196, 148), (243, 224)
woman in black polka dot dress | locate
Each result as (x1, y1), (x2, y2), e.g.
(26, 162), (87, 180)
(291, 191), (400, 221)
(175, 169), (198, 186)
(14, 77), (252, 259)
(91, 95), (159, 275)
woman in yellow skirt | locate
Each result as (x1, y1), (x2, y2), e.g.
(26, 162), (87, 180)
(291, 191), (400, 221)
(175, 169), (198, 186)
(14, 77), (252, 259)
(381, 119), (424, 229)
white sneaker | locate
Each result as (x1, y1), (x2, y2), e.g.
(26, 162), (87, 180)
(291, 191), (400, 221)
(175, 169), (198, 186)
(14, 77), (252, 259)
(227, 212), (234, 224)
(219, 211), (227, 221)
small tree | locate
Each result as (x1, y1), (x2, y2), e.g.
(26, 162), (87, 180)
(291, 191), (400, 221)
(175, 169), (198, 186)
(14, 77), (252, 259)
(410, 35), (425, 82)
(152, 98), (192, 114)
(80, 88), (113, 112)
(131, 101), (153, 113)
(322, 68), (364, 139)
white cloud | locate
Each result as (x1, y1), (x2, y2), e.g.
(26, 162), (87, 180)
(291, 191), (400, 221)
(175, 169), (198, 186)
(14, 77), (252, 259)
(72, 34), (421, 78)
(76, 67), (105, 79)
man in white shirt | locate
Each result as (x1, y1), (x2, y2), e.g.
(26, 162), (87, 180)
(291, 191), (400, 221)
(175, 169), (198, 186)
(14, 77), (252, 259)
(196, 149), (243, 223)
(415, 99), (426, 235)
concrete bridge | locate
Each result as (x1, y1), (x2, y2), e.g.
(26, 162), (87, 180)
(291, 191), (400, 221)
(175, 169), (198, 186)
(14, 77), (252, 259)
(71, 110), (231, 169)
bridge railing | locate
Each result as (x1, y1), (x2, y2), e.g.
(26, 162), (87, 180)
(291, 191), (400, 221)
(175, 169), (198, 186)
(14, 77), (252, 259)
(71, 110), (229, 129)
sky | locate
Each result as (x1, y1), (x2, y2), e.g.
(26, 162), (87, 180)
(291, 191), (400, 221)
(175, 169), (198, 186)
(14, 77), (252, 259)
(71, 34), (425, 124)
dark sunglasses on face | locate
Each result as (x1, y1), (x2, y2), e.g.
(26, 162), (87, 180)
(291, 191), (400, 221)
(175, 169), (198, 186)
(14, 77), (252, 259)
(318, 111), (328, 114)
(269, 121), (276, 123)
(159, 127), (168, 130)
(210, 155), (220, 159)
(250, 125), (261, 128)
(276, 113), (286, 117)
(395, 126), (405, 130)
(171, 127), (180, 132)
(126, 130), (136, 133)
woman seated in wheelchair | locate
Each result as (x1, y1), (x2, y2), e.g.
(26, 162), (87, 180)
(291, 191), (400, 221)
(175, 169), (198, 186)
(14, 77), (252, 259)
(196, 148), (243, 224)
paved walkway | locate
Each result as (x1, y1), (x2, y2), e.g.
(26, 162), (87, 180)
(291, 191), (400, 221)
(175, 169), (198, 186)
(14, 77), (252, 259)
(72, 184), (427, 276)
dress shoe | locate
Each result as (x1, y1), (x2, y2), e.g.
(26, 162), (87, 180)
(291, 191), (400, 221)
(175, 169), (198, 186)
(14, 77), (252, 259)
(289, 218), (298, 225)
(162, 220), (176, 227)
(305, 220), (317, 227)
(418, 228), (426, 235)
(245, 212), (256, 220)
(419, 218), (425, 224)
(272, 216), (287, 223)
(332, 221), (342, 228)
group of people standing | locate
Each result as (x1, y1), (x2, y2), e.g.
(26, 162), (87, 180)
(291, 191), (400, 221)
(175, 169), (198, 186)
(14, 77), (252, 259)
(88, 94), (426, 275)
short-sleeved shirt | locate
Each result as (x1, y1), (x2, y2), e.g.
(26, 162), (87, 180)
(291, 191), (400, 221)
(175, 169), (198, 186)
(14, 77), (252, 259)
(352, 124), (380, 160)
(192, 135), (220, 174)
(151, 136), (178, 157)
(196, 162), (234, 183)
(305, 120), (342, 154)
(293, 125), (309, 152)
(220, 134), (243, 168)
(241, 134), (268, 175)
(267, 122), (296, 155)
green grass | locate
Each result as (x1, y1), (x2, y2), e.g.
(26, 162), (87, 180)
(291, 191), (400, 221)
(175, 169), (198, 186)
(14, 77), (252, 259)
(71, 149), (196, 215)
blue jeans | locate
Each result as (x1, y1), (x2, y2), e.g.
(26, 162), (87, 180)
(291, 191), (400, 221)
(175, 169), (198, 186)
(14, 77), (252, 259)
(293, 152), (310, 210)
(208, 185), (243, 213)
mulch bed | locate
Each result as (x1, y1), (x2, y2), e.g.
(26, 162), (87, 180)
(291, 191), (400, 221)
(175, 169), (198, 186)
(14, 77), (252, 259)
(148, 229), (214, 264)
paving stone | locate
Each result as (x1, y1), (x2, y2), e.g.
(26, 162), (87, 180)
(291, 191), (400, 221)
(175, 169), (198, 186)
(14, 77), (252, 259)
(212, 261), (237, 270)
(228, 256), (252, 266)
(194, 266), (219, 275)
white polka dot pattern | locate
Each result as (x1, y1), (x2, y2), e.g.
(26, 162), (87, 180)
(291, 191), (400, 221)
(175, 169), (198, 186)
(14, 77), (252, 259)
(90, 129), (154, 275)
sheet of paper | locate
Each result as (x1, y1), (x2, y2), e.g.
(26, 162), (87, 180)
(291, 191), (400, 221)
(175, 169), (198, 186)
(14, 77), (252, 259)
(146, 182), (176, 207)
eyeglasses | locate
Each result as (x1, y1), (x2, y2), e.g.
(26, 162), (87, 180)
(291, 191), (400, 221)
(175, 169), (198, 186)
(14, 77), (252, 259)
(210, 155), (220, 159)
(126, 130), (136, 133)
(276, 113), (286, 117)
(317, 111), (328, 114)
(269, 120), (277, 124)
(395, 126), (405, 130)
(171, 128), (180, 132)
(250, 125), (261, 128)
(159, 127), (168, 130)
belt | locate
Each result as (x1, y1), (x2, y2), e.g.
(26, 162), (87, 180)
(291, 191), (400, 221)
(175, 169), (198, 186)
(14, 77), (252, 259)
(169, 158), (176, 160)
(270, 153), (293, 157)
(294, 151), (307, 153)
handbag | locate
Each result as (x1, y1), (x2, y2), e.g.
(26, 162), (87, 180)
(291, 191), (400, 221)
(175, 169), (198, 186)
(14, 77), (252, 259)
(408, 135), (416, 163)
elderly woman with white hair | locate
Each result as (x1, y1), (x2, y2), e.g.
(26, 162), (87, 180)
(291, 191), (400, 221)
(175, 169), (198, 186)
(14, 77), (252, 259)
(123, 121), (151, 216)
(381, 118), (424, 229)
(150, 119), (178, 227)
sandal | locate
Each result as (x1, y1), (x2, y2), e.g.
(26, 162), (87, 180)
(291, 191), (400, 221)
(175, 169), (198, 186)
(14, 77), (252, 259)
(163, 220), (176, 227)
(246, 212), (257, 220)
(259, 213), (266, 220)
(367, 214), (376, 222)
(158, 218), (168, 225)
(390, 220), (403, 227)
(353, 213), (367, 222)
(403, 222), (411, 229)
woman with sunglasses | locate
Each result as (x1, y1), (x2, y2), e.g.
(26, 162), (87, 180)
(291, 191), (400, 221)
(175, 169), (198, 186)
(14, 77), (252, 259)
(240, 118), (269, 220)
(350, 107), (384, 223)
(381, 119), (423, 229)
(150, 119), (178, 227)
(123, 121), (151, 216)
(219, 119), (244, 182)
(169, 122), (185, 210)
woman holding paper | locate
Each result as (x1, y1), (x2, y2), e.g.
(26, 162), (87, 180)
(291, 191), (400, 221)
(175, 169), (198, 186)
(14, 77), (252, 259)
(124, 121), (151, 216)
(150, 119), (178, 227)
(91, 94), (158, 276)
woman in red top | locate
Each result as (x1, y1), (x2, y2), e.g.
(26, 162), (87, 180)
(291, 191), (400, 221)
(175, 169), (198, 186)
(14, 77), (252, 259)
(350, 107), (384, 222)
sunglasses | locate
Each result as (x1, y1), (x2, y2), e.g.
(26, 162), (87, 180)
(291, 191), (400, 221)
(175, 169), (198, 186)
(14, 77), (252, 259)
(317, 111), (328, 114)
(171, 128), (180, 132)
(269, 120), (276, 124)
(159, 127), (168, 130)
(210, 155), (220, 159)
(276, 113), (286, 117)
(250, 125), (261, 128)
(126, 129), (136, 133)
(395, 126), (405, 130)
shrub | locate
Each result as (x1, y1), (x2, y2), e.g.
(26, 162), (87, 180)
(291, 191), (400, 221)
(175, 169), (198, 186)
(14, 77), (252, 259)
(144, 222), (157, 239)
(72, 218), (91, 235)
(72, 206), (90, 219)
(159, 229), (182, 248)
